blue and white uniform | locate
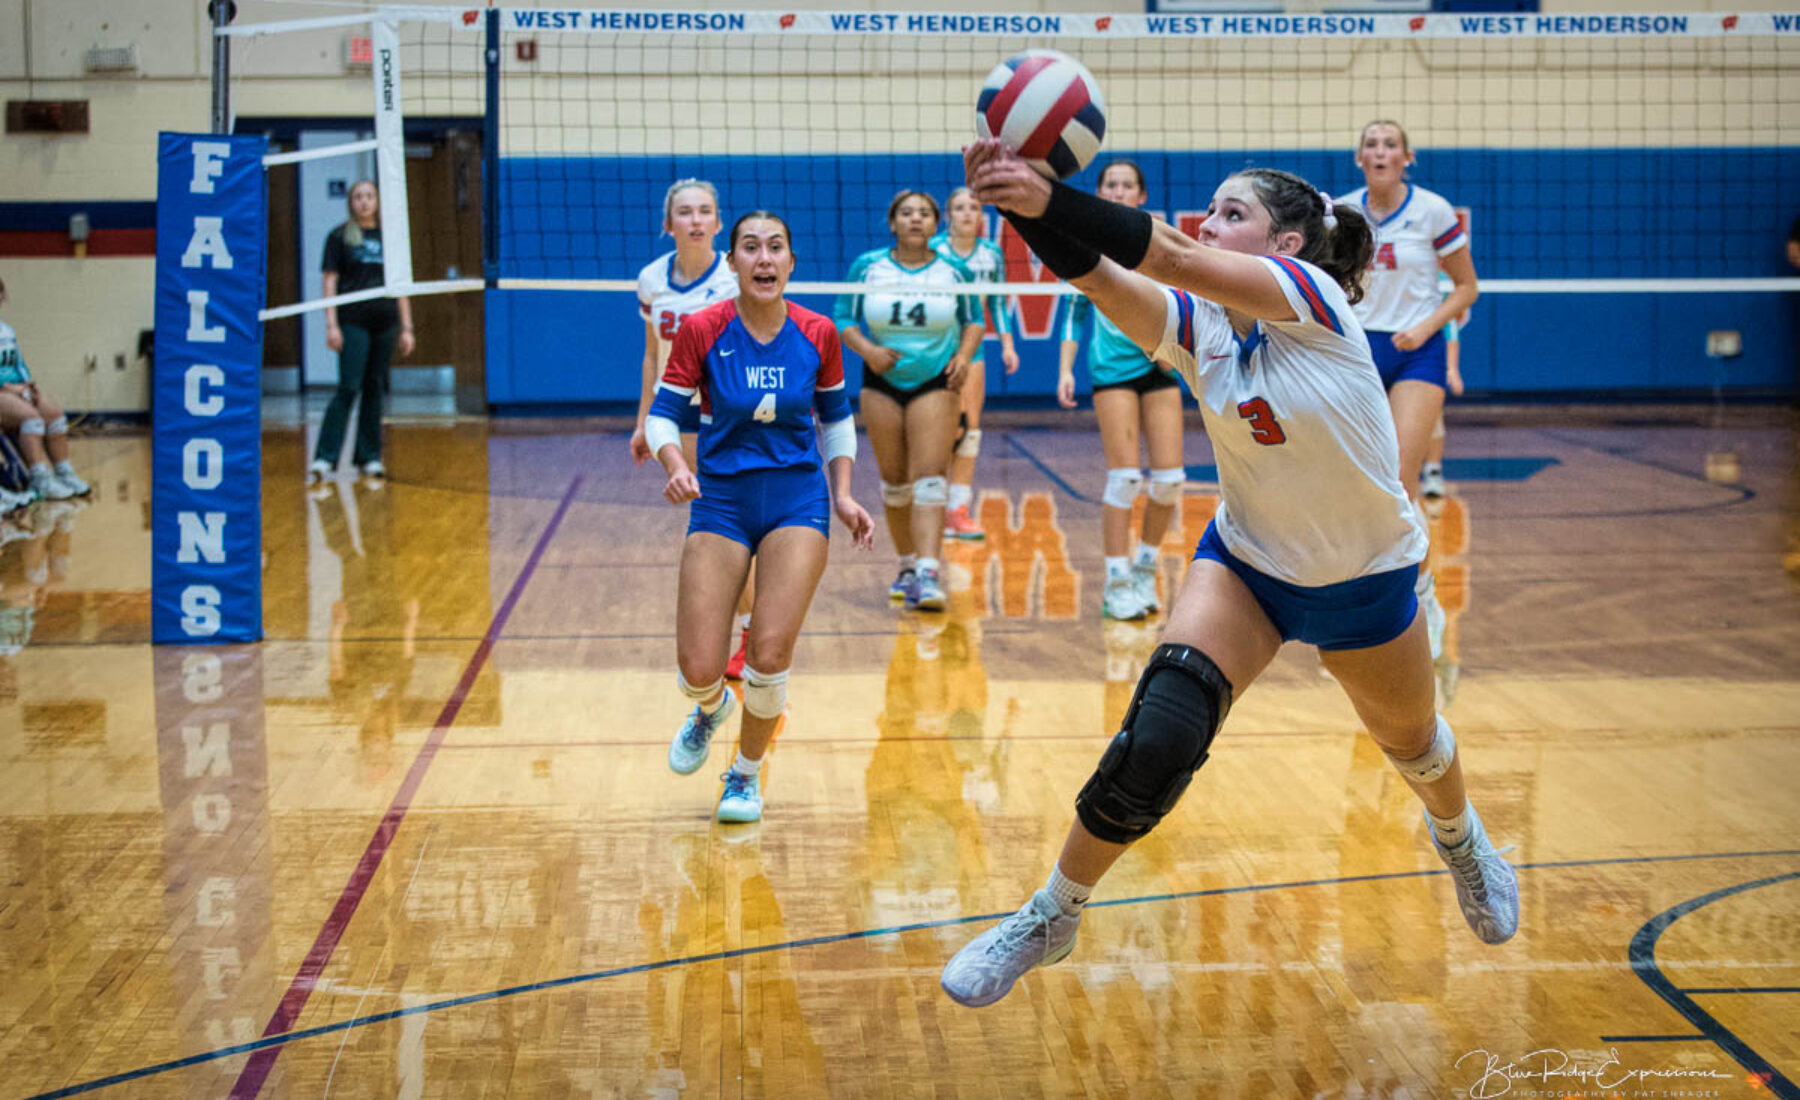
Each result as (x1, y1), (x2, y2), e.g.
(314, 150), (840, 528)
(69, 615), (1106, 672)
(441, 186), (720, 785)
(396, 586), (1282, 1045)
(930, 232), (1016, 367)
(835, 249), (983, 402)
(1337, 183), (1468, 390)
(0, 321), (30, 386)
(1152, 255), (1429, 650)
(1062, 294), (1177, 394)
(637, 250), (740, 348)
(649, 300), (853, 549)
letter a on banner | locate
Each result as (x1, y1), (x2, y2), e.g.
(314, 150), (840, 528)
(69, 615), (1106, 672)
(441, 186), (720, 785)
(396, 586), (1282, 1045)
(153, 133), (266, 644)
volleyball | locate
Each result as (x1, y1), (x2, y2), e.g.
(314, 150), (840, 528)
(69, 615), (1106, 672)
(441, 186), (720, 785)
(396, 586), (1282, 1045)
(975, 50), (1108, 181)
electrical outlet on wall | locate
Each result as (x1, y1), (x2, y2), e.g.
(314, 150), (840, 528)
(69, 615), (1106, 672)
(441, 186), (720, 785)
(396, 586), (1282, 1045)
(115, 353), (127, 371)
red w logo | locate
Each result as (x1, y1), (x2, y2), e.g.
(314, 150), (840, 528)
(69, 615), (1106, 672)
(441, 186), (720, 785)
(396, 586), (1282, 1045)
(461, 9), (478, 25)
(1409, 16), (1427, 31)
(1723, 15), (1739, 29)
(1096, 17), (1113, 31)
(780, 13), (796, 28)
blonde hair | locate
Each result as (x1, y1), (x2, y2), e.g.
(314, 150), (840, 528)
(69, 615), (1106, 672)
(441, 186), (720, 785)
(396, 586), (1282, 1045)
(343, 179), (380, 248)
(662, 178), (721, 235)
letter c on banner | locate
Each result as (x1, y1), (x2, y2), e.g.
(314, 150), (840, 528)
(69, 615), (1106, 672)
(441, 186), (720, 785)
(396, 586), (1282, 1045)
(186, 364), (226, 416)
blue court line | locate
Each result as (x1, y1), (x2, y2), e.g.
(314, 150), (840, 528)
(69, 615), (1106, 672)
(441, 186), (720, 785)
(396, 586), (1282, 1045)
(1628, 870), (1800, 1100)
(22, 846), (1800, 1099)
(1599, 1033), (1709, 1042)
(1680, 986), (1800, 995)
(1002, 433), (1093, 503)
(1184, 456), (1562, 484)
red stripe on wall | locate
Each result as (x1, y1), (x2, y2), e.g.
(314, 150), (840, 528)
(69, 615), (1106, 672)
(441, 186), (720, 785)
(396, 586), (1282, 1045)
(0, 228), (156, 257)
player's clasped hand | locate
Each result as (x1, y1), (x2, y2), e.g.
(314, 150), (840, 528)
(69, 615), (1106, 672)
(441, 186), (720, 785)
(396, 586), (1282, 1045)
(663, 466), (701, 504)
(944, 354), (971, 392)
(863, 344), (903, 374)
(963, 139), (1052, 218)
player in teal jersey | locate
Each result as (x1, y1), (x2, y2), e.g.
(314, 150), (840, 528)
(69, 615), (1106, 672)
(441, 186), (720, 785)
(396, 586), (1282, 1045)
(931, 187), (1020, 541)
(1055, 163), (1186, 622)
(836, 190), (985, 611)
(0, 275), (90, 503)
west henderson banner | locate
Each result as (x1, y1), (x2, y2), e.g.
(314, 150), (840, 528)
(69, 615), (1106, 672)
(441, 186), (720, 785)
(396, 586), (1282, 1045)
(153, 133), (266, 644)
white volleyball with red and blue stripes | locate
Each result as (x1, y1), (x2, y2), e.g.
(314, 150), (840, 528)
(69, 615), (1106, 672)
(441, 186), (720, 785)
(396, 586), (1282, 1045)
(975, 50), (1107, 181)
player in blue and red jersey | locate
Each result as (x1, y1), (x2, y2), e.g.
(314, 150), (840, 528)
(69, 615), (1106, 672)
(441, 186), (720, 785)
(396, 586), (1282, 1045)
(645, 210), (876, 824)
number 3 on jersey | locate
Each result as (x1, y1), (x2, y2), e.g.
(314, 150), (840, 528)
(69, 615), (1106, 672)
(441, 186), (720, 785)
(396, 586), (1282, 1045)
(752, 393), (778, 423)
(1237, 397), (1286, 446)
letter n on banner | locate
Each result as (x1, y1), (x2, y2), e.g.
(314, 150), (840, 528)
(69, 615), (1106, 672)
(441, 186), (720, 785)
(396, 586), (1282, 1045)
(153, 133), (266, 644)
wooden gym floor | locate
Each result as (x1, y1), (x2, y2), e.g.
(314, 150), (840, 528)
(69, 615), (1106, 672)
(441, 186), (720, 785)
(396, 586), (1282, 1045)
(1, 406), (1796, 1099)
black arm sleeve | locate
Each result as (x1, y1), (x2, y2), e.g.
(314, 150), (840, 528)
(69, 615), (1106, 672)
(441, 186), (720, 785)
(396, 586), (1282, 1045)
(321, 226), (343, 274)
(1040, 181), (1157, 271)
(1000, 211), (1100, 282)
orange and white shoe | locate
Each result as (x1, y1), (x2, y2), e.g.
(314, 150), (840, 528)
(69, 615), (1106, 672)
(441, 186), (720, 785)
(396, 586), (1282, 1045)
(943, 503), (986, 540)
(724, 629), (749, 680)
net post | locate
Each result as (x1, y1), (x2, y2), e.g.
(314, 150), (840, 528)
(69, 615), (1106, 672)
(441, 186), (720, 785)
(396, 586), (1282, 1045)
(483, 7), (501, 288)
(371, 13), (414, 291)
(208, 0), (235, 134)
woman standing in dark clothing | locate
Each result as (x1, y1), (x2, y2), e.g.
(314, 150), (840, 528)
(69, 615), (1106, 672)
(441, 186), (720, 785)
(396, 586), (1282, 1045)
(309, 180), (414, 482)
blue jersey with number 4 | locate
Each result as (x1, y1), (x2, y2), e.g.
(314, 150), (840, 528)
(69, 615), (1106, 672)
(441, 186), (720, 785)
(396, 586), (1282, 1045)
(650, 300), (851, 477)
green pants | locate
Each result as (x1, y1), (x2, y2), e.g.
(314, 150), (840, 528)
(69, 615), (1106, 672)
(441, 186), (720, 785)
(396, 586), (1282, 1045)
(314, 321), (398, 467)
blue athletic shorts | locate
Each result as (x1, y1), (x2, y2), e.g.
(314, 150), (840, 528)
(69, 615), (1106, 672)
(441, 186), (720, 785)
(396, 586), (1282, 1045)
(1191, 521), (1419, 651)
(1366, 330), (1448, 390)
(689, 466), (831, 550)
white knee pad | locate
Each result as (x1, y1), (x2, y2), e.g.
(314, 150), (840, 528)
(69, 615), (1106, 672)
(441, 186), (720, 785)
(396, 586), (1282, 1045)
(912, 475), (949, 507)
(741, 664), (789, 719)
(17, 417), (45, 437)
(1102, 467), (1143, 510)
(1147, 467), (1186, 505)
(1386, 715), (1456, 784)
(46, 414), (67, 435)
(954, 428), (983, 458)
(677, 671), (723, 702)
(880, 480), (914, 508)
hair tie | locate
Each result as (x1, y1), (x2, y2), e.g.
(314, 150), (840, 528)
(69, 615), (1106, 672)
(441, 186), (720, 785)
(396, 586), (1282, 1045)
(1318, 190), (1338, 230)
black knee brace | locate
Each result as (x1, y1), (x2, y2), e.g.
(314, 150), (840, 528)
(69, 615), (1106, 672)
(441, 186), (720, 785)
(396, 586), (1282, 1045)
(1075, 643), (1234, 844)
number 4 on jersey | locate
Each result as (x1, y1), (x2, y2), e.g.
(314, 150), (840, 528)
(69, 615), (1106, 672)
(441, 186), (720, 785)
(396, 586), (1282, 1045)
(753, 393), (778, 423)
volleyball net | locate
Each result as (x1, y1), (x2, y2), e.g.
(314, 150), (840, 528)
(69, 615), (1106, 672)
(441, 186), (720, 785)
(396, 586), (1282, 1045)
(214, 6), (1800, 400)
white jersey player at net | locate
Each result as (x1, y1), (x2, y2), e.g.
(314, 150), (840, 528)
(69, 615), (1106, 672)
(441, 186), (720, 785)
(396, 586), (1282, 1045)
(939, 146), (1518, 1011)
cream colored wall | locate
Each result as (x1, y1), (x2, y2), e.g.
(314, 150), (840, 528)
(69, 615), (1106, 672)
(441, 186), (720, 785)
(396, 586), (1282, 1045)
(1, 0), (1795, 409)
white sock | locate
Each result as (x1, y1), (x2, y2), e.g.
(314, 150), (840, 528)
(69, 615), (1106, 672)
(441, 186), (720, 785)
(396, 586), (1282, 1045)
(1422, 462), (1443, 477)
(898, 554), (917, 572)
(731, 751), (762, 778)
(30, 463), (52, 478)
(698, 690), (728, 716)
(948, 483), (972, 511)
(1429, 801), (1472, 848)
(735, 612), (751, 632)
(1045, 865), (1092, 916)
(916, 556), (939, 575)
(1132, 542), (1158, 569)
(53, 460), (78, 476)
(1105, 556), (1130, 580)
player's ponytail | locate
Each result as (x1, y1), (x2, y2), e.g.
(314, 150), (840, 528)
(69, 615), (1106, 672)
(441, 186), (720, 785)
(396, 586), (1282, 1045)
(1234, 168), (1372, 305)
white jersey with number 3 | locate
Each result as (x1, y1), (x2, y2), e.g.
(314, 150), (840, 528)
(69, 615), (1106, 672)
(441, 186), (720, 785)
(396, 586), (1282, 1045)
(1337, 183), (1467, 334)
(1152, 255), (1427, 587)
(636, 251), (740, 348)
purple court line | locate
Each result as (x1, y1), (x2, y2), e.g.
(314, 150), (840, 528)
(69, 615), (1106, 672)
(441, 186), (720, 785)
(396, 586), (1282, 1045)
(227, 476), (584, 1100)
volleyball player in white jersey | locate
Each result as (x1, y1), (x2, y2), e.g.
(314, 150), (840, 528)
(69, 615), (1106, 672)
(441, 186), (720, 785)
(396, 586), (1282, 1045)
(1340, 121), (1479, 655)
(629, 180), (756, 676)
(932, 187), (1020, 540)
(940, 141), (1519, 1008)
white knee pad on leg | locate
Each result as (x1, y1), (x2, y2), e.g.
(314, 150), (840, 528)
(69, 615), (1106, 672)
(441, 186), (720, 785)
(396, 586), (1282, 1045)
(913, 475), (948, 507)
(880, 480), (914, 508)
(1387, 715), (1456, 783)
(1102, 468), (1143, 510)
(17, 417), (45, 437)
(46, 414), (67, 435)
(741, 665), (789, 719)
(954, 428), (983, 458)
(677, 671), (723, 702)
(1147, 467), (1186, 505)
